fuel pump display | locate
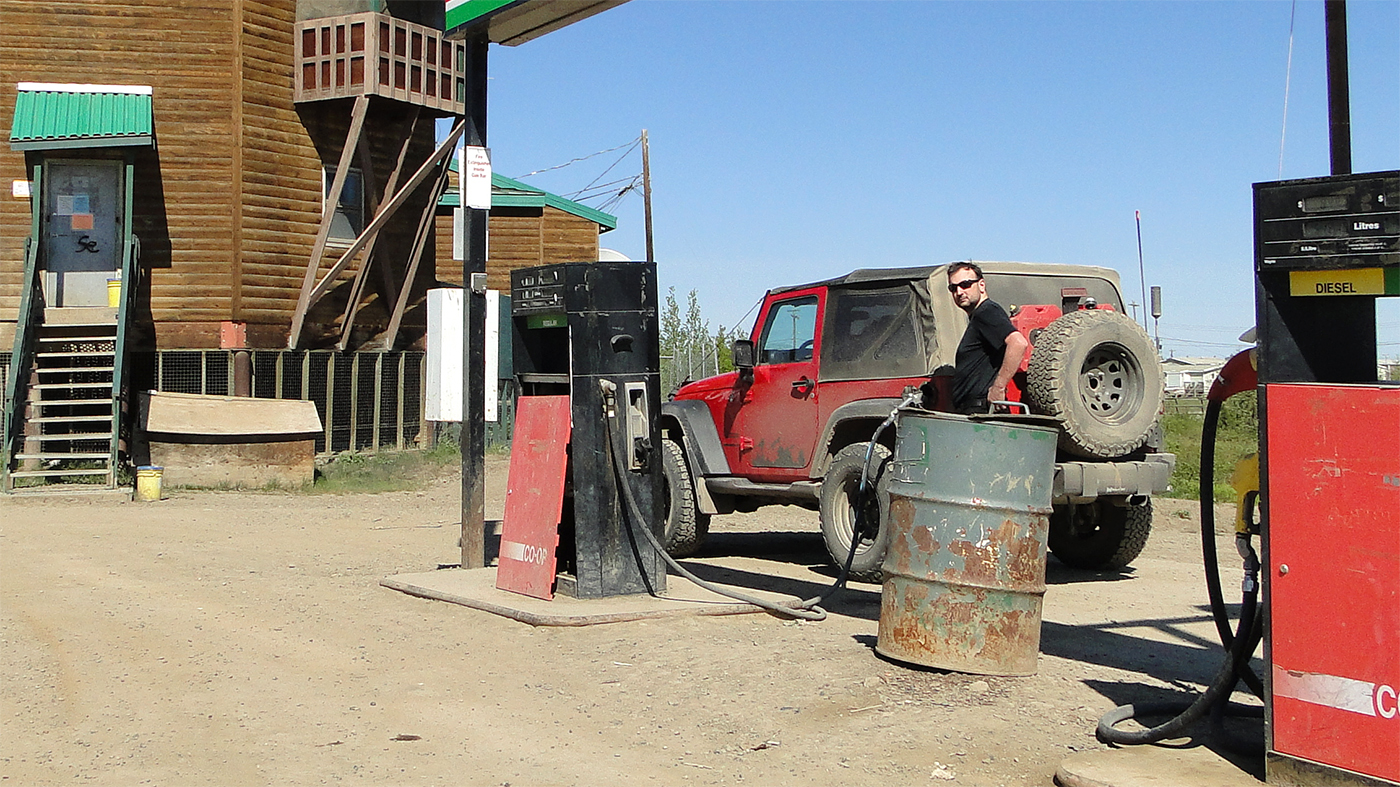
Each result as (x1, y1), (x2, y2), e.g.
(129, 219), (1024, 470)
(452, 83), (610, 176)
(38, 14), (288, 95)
(1253, 170), (1400, 786)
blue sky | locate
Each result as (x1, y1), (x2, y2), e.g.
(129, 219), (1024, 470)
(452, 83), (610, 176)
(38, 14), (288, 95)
(468, 0), (1399, 360)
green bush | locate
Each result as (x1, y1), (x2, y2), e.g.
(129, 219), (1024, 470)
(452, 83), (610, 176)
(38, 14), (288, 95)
(1162, 392), (1259, 503)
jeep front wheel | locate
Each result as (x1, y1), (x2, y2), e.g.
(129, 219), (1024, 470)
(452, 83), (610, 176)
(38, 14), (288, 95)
(1048, 498), (1153, 570)
(819, 442), (892, 583)
(661, 439), (710, 558)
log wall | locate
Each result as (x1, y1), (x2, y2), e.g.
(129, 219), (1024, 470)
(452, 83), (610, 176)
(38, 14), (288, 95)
(0, 0), (241, 347)
(1, 0), (446, 351)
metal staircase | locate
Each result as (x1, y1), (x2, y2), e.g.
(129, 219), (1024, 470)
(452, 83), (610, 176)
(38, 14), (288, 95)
(2, 159), (138, 493)
(7, 315), (122, 488)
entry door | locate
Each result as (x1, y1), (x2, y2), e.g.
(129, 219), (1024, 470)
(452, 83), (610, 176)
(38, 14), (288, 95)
(42, 160), (123, 307)
(727, 291), (823, 481)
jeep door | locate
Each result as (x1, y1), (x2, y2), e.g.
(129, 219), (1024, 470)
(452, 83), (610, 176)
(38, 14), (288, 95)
(725, 288), (824, 482)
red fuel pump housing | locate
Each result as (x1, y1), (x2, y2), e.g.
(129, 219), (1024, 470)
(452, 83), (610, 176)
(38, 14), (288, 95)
(1263, 383), (1400, 783)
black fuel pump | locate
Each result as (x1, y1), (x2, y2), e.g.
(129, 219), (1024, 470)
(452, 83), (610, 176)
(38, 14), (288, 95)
(510, 262), (666, 598)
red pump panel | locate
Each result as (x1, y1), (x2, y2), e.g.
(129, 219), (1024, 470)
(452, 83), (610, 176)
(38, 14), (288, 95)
(496, 395), (570, 601)
(1266, 383), (1400, 783)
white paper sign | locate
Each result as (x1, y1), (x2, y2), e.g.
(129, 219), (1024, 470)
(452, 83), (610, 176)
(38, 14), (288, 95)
(12, 180), (31, 198)
(462, 145), (492, 211)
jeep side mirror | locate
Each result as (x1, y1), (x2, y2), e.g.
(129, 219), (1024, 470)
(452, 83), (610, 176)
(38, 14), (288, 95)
(732, 339), (755, 370)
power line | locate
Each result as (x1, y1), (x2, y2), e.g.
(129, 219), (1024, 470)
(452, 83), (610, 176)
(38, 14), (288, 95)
(567, 138), (642, 200)
(514, 136), (641, 179)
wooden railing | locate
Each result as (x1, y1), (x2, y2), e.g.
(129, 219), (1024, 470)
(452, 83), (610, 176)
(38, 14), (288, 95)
(109, 159), (139, 484)
(294, 12), (465, 114)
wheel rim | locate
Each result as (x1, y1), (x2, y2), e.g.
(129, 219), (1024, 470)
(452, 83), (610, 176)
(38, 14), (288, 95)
(836, 475), (878, 556)
(1067, 502), (1104, 540)
(1078, 342), (1143, 423)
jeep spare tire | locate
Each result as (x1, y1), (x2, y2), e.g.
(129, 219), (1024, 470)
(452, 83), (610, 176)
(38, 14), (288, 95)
(819, 442), (892, 583)
(1025, 309), (1164, 459)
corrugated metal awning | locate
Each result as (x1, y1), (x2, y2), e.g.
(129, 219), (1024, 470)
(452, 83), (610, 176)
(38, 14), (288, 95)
(9, 83), (154, 151)
(439, 169), (618, 232)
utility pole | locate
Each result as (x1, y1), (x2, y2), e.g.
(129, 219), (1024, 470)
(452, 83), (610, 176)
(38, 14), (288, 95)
(642, 129), (654, 262)
(460, 33), (488, 571)
(1134, 210), (1149, 333)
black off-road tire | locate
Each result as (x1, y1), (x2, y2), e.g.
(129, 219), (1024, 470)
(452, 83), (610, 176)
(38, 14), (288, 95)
(1048, 498), (1153, 570)
(1026, 309), (1165, 459)
(661, 439), (710, 558)
(819, 442), (892, 583)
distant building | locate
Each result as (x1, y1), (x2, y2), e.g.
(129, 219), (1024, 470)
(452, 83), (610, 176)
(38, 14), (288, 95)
(1162, 356), (1225, 397)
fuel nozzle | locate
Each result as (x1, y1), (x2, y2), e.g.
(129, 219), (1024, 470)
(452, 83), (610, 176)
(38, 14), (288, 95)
(1208, 347), (1258, 403)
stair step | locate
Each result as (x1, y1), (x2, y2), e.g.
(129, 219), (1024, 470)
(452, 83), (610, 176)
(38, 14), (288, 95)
(5, 483), (125, 497)
(42, 307), (118, 326)
(28, 415), (113, 423)
(38, 351), (114, 359)
(33, 382), (114, 390)
(15, 452), (111, 460)
(35, 399), (115, 407)
(38, 335), (116, 344)
(36, 366), (115, 374)
(28, 433), (113, 441)
(9, 468), (111, 479)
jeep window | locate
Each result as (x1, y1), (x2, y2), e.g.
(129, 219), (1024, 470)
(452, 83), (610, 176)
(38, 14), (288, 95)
(758, 297), (818, 364)
(821, 285), (924, 381)
(982, 274), (1123, 314)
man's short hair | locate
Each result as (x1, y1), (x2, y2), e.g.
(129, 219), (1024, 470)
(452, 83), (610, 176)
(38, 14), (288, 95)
(947, 261), (983, 279)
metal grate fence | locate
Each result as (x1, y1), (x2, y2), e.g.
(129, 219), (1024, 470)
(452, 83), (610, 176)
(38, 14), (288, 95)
(142, 350), (425, 455)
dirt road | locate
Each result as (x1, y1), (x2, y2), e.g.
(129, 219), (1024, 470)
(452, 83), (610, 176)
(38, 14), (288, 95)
(1, 458), (1262, 786)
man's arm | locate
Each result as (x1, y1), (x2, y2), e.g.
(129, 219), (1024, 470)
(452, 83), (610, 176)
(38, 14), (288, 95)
(987, 330), (1030, 405)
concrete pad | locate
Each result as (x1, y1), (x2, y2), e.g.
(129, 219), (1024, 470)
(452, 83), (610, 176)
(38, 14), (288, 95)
(381, 566), (816, 626)
(1057, 743), (1263, 787)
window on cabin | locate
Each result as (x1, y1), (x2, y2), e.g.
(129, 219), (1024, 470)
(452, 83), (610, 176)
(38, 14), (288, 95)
(324, 166), (365, 246)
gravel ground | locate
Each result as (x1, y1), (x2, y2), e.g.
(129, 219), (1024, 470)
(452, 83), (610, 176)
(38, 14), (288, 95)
(1, 457), (1263, 786)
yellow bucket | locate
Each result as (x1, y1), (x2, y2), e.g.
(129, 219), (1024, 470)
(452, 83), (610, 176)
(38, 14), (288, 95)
(107, 278), (122, 308)
(134, 466), (163, 501)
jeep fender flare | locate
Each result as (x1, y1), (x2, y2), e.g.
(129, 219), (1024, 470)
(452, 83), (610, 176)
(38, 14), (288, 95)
(810, 398), (904, 480)
(659, 400), (730, 514)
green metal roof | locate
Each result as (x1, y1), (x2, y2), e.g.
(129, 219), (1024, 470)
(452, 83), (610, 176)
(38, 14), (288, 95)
(440, 164), (617, 232)
(9, 83), (154, 151)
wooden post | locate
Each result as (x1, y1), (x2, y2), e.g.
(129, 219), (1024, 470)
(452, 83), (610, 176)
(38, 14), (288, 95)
(289, 94), (370, 348)
(381, 159), (453, 347)
(338, 110), (422, 350)
(642, 128), (654, 262)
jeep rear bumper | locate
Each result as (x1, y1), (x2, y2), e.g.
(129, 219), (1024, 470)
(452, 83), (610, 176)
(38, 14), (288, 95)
(1053, 453), (1176, 504)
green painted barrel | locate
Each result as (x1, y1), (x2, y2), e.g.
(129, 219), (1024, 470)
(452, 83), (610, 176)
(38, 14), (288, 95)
(876, 411), (1057, 676)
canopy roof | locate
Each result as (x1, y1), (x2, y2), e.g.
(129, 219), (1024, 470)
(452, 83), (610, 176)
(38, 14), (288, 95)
(9, 83), (154, 151)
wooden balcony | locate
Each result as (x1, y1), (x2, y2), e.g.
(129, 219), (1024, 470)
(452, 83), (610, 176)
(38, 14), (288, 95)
(294, 12), (465, 115)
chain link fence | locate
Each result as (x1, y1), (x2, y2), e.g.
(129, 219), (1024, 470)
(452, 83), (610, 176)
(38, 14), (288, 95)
(138, 350), (425, 455)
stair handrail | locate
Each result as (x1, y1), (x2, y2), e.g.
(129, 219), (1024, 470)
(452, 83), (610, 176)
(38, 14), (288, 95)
(110, 159), (140, 486)
(3, 169), (46, 490)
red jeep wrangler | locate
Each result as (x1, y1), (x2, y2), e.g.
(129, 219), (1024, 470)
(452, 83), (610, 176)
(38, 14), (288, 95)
(658, 262), (1175, 579)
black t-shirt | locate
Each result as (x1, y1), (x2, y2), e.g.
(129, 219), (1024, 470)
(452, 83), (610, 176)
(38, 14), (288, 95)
(952, 299), (1017, 414)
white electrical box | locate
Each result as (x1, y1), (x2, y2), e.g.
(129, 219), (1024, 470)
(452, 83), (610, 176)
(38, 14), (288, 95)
(425, 287), (499, 422)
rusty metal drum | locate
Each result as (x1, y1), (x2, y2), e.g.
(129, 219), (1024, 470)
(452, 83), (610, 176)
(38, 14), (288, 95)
(876, 411), (1057, 676)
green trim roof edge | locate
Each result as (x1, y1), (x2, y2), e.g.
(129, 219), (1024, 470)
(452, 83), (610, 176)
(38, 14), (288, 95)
(9, 86), (154, 150)
(441, 162), (617, 231)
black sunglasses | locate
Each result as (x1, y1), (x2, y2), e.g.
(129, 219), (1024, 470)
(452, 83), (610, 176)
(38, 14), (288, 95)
(948, 279), (981, 293)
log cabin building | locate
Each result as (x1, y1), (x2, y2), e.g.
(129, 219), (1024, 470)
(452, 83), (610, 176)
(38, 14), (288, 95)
(0, 0), (617, 489)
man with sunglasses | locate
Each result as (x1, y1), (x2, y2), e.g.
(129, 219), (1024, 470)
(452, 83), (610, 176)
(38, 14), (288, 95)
(947, 261), (1030, 414)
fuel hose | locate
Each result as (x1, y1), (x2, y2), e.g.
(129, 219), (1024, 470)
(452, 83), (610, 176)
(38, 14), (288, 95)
(1096, 394), (1264, 752)
(602, 387), (918, 622)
